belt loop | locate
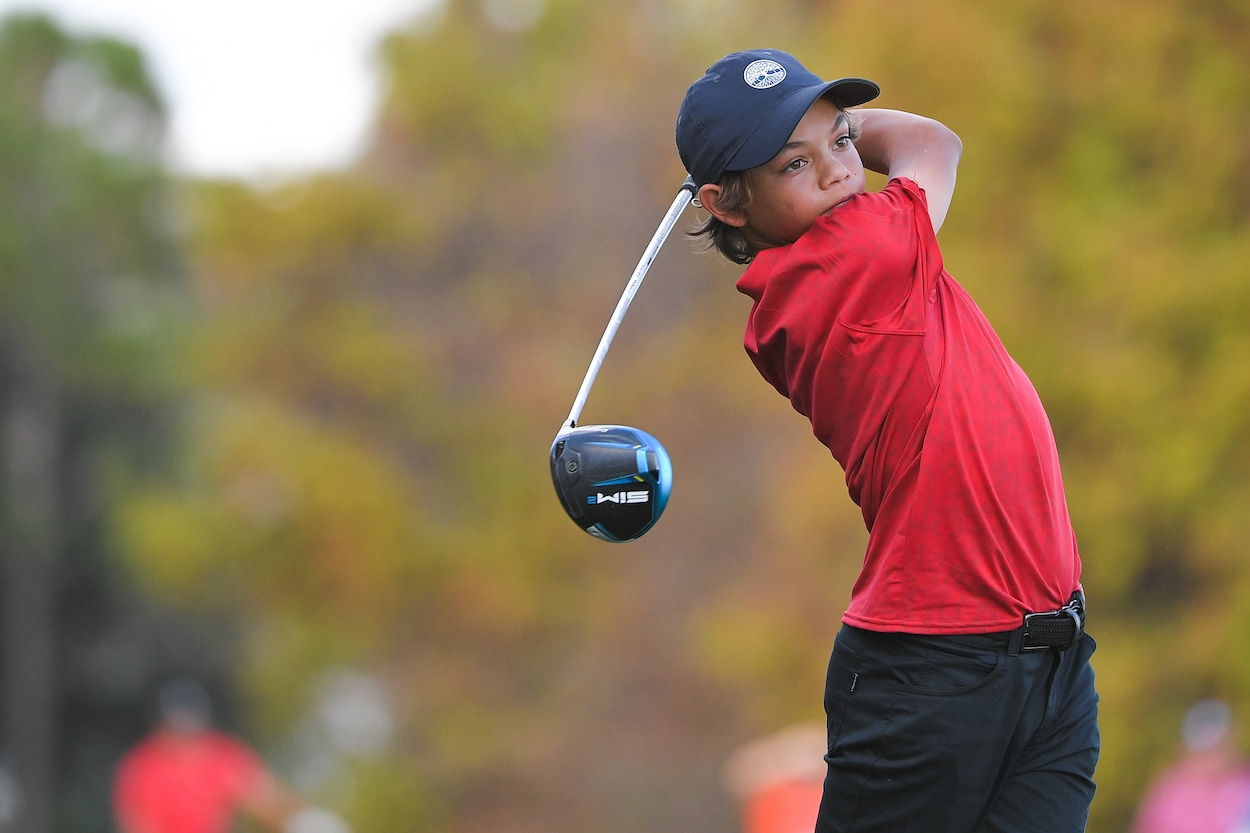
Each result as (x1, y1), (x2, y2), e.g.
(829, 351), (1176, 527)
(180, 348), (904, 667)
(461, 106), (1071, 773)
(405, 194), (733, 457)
(1007, 627), (1022, 657)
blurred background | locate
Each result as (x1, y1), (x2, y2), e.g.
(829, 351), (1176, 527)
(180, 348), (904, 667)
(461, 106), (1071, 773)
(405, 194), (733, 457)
(0, 0), (1247, 831)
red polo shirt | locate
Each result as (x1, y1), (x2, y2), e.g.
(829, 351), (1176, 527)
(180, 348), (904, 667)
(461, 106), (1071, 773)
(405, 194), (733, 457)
(737, 178), (1081, 633)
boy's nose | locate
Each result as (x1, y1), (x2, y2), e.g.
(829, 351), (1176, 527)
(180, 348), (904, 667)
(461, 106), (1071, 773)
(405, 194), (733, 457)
(820, 156), (850, 187)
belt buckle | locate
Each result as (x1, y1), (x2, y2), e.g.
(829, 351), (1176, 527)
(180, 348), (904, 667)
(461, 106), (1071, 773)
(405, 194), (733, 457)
(1019, 611), (1052, 652)
(1062, 593), (1086, 649)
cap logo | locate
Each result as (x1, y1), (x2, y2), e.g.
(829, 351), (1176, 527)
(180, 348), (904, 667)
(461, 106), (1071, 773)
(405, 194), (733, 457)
(743, 59), (785, 89)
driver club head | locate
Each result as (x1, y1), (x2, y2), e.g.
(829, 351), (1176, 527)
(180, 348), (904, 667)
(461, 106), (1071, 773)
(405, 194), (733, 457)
(549, 424), (673, 542)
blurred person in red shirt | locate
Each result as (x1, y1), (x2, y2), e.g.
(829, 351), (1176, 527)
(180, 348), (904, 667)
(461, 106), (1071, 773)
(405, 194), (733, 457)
(113, 679), (346, 833)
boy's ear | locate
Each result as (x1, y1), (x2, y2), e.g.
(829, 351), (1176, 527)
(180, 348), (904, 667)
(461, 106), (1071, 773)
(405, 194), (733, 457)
(697, 184), (748, 228)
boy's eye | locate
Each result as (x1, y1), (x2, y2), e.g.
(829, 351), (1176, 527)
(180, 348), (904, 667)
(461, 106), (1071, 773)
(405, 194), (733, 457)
(784, 158), (806, 172)
(834, 134), (852, 148)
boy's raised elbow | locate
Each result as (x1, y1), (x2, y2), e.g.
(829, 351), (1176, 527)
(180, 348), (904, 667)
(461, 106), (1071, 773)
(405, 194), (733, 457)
(933, 121), (963, 163)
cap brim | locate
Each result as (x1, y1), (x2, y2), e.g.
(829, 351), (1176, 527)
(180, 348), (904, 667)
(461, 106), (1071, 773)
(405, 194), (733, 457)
(822, 77), (881, 108)
(724, 77), (880, 174)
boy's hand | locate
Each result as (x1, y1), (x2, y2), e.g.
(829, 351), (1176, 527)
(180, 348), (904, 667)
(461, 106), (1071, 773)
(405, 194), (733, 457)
(854, 109), (962, 232)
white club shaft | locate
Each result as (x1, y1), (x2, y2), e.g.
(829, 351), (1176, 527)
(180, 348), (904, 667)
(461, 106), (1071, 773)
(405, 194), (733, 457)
(563, 181), (695, 430)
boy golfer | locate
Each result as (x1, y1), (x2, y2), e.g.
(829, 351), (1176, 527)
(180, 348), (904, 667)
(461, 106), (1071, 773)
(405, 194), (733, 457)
(676, 49), (1099, 833)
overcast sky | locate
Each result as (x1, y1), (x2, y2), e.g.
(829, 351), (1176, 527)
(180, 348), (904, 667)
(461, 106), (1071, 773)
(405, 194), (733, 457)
(0, 0), (438, 180)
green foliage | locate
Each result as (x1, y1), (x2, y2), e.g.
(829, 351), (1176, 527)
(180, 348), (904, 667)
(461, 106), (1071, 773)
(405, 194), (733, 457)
(0, 13), (178, 385)
(338, 758), (447, 832)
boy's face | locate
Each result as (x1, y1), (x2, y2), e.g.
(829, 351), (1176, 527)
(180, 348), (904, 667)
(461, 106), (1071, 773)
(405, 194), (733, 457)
(716, 98), (866, 251)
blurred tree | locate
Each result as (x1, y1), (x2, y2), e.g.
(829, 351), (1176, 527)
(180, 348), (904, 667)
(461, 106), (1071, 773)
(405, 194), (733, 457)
(0, 13), (191, 833)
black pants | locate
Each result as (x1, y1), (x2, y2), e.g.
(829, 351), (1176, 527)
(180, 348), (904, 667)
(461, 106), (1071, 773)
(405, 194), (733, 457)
(815, 625), (1100, 833)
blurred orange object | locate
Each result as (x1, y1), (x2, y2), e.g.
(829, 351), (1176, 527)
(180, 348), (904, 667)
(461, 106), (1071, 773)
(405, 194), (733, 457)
(725, 724), (826, 833)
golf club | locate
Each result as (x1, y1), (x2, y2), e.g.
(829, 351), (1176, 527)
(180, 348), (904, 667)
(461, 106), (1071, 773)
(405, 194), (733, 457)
(549, 178), (695, 542)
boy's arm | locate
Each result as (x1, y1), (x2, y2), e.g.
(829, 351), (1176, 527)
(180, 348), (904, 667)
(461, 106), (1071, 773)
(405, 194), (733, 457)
(853, 109), (962, 232)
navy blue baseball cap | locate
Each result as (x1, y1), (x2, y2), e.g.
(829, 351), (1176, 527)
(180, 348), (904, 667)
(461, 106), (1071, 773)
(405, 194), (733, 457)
(676, 49), (880, 188)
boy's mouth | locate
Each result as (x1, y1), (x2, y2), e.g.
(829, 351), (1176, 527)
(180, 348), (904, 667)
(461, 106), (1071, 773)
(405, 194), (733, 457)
(823, 197), (854, 217)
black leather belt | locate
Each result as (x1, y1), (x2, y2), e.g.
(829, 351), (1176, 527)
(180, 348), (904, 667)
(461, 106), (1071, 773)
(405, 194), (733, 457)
(991, 590), (1086, 655)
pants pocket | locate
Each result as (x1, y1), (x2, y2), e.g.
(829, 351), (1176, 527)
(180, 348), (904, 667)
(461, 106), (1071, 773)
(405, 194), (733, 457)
(824, 634), (864, 749)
